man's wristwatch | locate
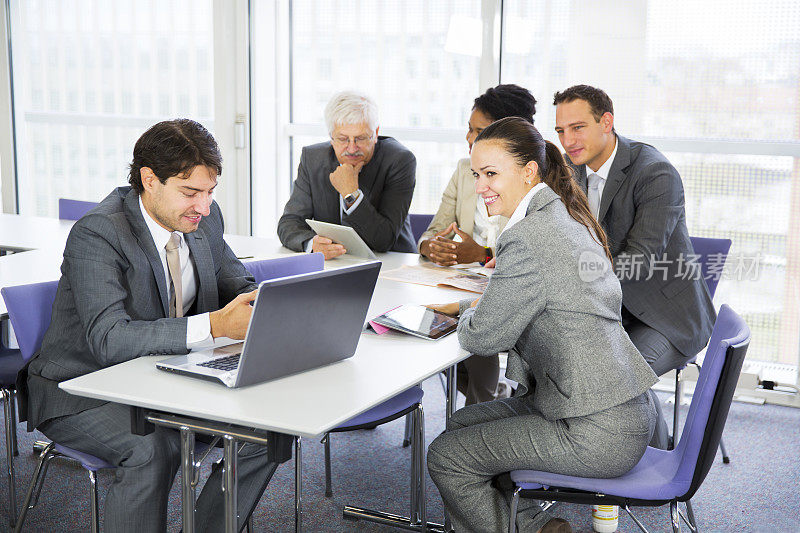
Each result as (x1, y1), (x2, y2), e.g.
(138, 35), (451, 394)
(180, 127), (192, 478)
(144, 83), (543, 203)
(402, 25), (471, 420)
(344, 189), (361, 208)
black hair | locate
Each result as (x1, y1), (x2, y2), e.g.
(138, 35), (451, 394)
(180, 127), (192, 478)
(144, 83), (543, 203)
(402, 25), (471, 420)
(473, 84), (537, 123)
(128, 119), (222, 193)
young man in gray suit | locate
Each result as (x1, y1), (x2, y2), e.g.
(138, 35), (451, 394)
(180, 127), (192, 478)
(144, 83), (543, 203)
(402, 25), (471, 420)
(554, 85), (716, 448)
(277, 91), (416, 257)
(22, 119), (290, 532)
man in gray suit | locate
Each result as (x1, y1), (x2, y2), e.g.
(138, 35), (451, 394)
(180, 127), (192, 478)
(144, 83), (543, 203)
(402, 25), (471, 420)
(554, 85), (716, 447)
(23, 119), (289, 532)
(277, 91), (416, 257)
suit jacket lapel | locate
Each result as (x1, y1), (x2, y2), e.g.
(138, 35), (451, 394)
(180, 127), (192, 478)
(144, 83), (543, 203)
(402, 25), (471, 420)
(185, 230), (218, 312)
(597, 135), (631, 223)
(323, 146), (343, 222)
(352, 138), (384, 205)
(123, 190), (170, 317)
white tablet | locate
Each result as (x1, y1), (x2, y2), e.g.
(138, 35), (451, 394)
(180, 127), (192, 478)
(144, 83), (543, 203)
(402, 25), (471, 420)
(305, 219), (377, 260)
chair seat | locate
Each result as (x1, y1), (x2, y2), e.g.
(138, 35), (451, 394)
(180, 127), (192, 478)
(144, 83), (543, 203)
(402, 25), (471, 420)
(53, 444), (115, 471)
(511, 446), (688, 501)
(333, 386), (424, 431)
(0, 347), (25, 385)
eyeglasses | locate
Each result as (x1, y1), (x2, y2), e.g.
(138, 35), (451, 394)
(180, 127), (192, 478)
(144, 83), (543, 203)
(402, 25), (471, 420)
(331, 134), (374, 147)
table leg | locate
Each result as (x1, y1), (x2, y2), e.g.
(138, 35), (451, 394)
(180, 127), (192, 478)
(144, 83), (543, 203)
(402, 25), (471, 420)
(445, 364), (457, 422)
(222, 435), (238, 533)
(411, 404), (427, 529)
(295, 436), (303, 533)
(180, 427), (196, 533)
(343, 401), (444, 532)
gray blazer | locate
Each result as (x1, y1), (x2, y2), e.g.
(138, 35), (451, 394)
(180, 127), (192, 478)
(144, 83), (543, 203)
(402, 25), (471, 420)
(458, 186), (657, 421)
(277, 136), (417, 253)
(569, 135), (715, 358)
(24, 186), (256, 429)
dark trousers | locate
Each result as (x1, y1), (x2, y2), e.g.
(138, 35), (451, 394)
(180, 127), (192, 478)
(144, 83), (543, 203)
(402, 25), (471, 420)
(622, 307), (686, 449)
(39, 402), (280, 533)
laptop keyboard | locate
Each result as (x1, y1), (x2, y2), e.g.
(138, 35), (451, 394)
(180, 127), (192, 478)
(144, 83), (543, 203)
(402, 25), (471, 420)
(198, 353), (241, 372)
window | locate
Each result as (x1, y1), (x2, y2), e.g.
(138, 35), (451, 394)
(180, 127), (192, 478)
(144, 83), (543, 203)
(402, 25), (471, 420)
(501, 0), (800, 380)
(251, 0), (482, 235)
(8, 0), (215, 217)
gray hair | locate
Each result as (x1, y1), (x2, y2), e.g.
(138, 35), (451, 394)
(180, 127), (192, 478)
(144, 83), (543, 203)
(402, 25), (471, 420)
(324, 91), (379, 135)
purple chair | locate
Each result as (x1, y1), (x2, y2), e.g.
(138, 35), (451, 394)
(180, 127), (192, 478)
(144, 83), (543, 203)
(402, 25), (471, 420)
(243, 253), (324, 282)
(409, 214), (434, 244)
(57, 198), (98, 221)
(322, 385), (425, 517)
(672, 237), (733, 461)
(507, 305), (750, 533)
(2, 281), (114, 533)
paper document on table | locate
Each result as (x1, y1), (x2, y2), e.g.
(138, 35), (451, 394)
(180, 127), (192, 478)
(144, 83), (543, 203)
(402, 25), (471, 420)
(381, 264), (490, 293)
(438, 273), (489, 293)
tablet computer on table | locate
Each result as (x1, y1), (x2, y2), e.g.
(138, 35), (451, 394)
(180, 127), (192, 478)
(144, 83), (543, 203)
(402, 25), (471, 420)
(371, 304), (458, 340)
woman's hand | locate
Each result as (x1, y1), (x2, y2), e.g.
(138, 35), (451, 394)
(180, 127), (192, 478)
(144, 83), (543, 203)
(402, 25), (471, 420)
(425, 302), (460, 316)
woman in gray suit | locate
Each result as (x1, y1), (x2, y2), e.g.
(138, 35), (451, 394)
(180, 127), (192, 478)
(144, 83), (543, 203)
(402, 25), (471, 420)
(427, 117), (659, 533)
(420, 84), (538, 406)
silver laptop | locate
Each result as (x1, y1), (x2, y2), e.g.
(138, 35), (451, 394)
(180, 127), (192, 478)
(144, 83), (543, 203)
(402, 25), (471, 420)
(156, 261), (381, 387)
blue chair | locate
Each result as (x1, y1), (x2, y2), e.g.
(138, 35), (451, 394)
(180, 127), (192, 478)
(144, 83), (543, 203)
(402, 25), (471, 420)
(57, 199), (98, 221)
(322, 386), (424, 504)
(507, 305), (750, 533)
(3, 280), (238, 532)
(2, 281), (115, 533)
(672, 237), (733, 460)
(409, 214), (434, 244)
(243, 252), (324, 282)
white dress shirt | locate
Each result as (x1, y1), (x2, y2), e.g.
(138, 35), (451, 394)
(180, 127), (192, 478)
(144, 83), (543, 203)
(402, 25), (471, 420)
(139, 197), (214, 349)
(500, 182), (548, 236)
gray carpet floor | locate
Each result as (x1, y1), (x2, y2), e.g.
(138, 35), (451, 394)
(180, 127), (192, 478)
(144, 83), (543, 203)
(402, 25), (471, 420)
(2, 378), (799, 532)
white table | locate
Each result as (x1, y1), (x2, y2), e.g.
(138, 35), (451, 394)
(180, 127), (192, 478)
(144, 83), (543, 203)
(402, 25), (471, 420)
(0, 213), (74, 252)
(0, 214), (472, 532)
(58, 250), (468, 532)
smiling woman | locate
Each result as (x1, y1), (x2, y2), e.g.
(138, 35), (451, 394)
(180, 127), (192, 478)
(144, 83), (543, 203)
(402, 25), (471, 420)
(426, 116), (657, 533)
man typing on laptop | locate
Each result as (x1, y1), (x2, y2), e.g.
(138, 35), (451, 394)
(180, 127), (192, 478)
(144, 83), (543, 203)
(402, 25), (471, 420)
(22, 119), (289, 533)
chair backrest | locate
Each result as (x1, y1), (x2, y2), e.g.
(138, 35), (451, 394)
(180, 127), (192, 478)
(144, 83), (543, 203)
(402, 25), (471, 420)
(689, 236), (732, 299)
(1, 281), (60, 361)
(673, 304), (750, 500)
(58, 198), (98, 221)
(243, 253), (324, 284)
(409, 213), (434, 243)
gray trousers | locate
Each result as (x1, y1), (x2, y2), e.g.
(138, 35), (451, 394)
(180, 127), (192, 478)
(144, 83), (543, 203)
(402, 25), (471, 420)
(623, 308), (687, 449)
(456, 353), (501, 405)
(427, 392), (656, 533)
(39, 402), (279, 533)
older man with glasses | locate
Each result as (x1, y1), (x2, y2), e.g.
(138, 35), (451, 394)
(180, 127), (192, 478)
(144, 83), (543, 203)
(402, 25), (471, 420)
(278, 91), (417, 258)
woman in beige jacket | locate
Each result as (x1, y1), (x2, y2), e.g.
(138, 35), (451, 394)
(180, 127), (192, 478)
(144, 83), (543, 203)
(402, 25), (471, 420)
(419, 84), (537, 405)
